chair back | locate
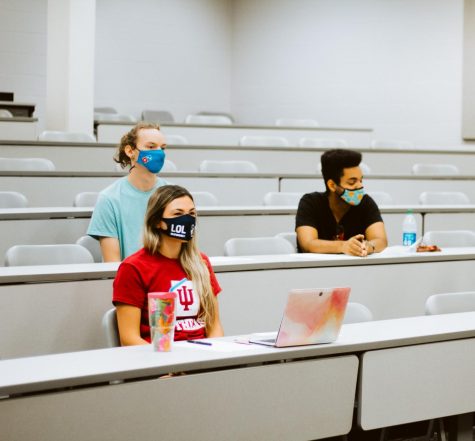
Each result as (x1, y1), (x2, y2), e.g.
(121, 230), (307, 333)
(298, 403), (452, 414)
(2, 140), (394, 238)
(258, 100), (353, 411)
(141, 110), (174, 123)
(422, 230), (475, 247)
(0, 109), (13, 117)
(76, 236), (102, 263)
(263, 192), (302, 206)
(164, 134), (188, 145)
(38, 131), (96, 143)
(411, 163), (459, 175)
(94, 113), (137, 123)
(94, 107), (117, 114)
(275, 118), (319, 127)
(368, 191), (393, 205)
(0, 191), (28, 208)
(425, 292), (475, 315)
(5, 244), (94, 266)
(102, 308), (120, 347)
(419, 191), (470, 205)
(0, 157), (55, 171)
(191, 191), (219, 206)
(274, 232), (297, 252)
(370, 139), (414, 149)
(196, 111), (235, 123)
(73, 191), (100, 207)
(162, 159), (177, 172)
(299, 138), (348, 148)
(185, 114), (232, 125)
(343, 303), (373, 324)
(239, 135), (290, 147)
(224, 237), (295, 256)
(199, 160), (258, 173)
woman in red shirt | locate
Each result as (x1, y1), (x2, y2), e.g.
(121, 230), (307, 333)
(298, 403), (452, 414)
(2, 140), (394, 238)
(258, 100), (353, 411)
(113, 185), (224, 345)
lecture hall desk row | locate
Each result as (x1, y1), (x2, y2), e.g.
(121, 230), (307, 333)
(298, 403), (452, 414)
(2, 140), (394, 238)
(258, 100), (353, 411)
(3, 139), (475, 174)
(0, 205), (474, 261)
(2, 170), (475, 206)
(1, 247), (474, 360)
(1, 313), (474, 441)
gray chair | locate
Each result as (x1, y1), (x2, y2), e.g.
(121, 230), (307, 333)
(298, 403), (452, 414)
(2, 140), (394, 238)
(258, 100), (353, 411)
(94, 107), (117, 114)
(425, 291), (475, 315)
(191, 191), (219, 206)
(199, 160), (258, 173)
(422, 230), (475, 247)
(0, 109), (13, 117)
(299, 138), (348, 148)
(102, 308), (120, 347)
(185, 114), (232, 125)
(412, 163), (459, 175)
(274, 232), (297, 252)
(239, 135), (290, 147)
(73, 191), (100, 207)
(370, 139), (414, 149)
(38, 130), (96, 143)
(5, 244), (94, 266)
(94, 113), (137, 123)
(0, 191), (28, 208)
(419, 191), (470, 205)
(263, 192), (302, 206)
(162, 159), (177, 172)
(368, 191), (393, 205)
(343, 303), (373, 324)
(76, 236), (102, 263)
(224, 237), (295, 256)
(0, 157), (55, 171)
(165, 134), (188, 145)
(197, 111), (235, 123)
(141, 110), (174, 123)
(275, 118), (319, 127)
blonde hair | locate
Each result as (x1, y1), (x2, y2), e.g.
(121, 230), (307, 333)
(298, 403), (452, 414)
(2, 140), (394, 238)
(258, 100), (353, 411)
(114, 122), (161, 169)
(143, 185), (217, 334)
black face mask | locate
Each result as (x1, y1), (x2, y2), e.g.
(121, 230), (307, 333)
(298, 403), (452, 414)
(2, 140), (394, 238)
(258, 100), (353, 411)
(161, 214), (196, 241)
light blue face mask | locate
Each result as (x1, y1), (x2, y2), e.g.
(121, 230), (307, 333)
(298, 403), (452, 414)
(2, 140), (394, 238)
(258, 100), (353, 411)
(339, 186), (365, 206)
(136, 149), (165, 174)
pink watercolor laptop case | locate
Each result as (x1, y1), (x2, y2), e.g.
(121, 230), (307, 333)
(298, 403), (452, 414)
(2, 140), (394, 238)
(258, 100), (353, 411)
(250, 287), (351, 347)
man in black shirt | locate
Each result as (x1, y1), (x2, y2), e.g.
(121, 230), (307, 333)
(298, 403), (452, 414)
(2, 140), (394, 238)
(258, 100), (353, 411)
(296, 149), (387, 256)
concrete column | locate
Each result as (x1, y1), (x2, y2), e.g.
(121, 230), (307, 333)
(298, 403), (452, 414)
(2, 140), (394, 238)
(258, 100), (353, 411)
(46, 0), (96, 135)
(463, 0), (475, 140)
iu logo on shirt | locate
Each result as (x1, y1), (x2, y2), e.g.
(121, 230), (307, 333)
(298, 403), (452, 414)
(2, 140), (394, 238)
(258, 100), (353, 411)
(171, 279), (198, 316)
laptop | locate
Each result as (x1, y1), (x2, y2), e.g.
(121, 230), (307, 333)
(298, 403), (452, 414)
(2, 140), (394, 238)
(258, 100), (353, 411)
(249, 287), (351, 347)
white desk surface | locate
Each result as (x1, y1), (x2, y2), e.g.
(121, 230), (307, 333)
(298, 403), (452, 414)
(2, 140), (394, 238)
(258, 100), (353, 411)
(0, 247), (474, 284)
(3, 169), (475, 181)
(1, 312), (474, 397)
(0, 204), (475, 220)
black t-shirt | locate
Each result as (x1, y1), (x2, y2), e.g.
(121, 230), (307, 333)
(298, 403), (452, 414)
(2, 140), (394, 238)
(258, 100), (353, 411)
(295, 191), (383, 250)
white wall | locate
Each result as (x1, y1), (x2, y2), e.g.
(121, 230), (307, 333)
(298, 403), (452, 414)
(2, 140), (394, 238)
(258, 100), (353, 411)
(0, 0), (467, 146)
(0, 0), (47, 127)
(94, 0), (232, 123)
(231, 0), (465, 146)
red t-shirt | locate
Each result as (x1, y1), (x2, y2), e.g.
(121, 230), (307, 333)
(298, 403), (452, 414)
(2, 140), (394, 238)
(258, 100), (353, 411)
(113, 248), (221, 342)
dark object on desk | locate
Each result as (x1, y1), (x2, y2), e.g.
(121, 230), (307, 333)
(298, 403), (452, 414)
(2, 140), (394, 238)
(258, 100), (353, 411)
(187, 340), (212, 346)
(416, 244), (442, 252)
(0, 101), (35, 117)
(0, 92), (14, 101)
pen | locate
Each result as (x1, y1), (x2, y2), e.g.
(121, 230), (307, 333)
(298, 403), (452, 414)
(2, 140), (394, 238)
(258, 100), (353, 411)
(187, 340), (212, 346)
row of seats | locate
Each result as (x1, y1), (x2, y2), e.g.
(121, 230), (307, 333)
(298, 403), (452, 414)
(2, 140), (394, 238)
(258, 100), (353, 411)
(34, 127), (414, 151)
(0, 155), (464, 176)
(4, 229), (475, 266)
(0, 189), (471, 209)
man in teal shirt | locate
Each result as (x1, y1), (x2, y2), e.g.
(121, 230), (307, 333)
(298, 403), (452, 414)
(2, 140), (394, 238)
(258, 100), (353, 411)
(88, 122), (168, 261)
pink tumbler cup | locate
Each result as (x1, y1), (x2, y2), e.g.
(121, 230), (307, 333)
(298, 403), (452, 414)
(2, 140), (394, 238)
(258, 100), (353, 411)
(148, 292), (177, 352)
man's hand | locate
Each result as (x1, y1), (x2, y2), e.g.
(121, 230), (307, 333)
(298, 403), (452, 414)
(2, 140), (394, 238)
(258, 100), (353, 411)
(342, 234), (368, 256)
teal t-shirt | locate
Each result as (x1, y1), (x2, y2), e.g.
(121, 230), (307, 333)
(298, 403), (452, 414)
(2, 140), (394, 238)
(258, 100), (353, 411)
(87, 176), (168, 260)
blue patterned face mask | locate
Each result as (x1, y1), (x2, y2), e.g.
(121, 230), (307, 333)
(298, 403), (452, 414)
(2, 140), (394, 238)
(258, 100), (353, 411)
(339, 186), (365, 206)
(136, 148), (165, 174)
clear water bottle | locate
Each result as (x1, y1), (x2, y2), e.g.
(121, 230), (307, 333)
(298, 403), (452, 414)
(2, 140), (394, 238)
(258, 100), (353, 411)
(402, 209), (417, 246)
